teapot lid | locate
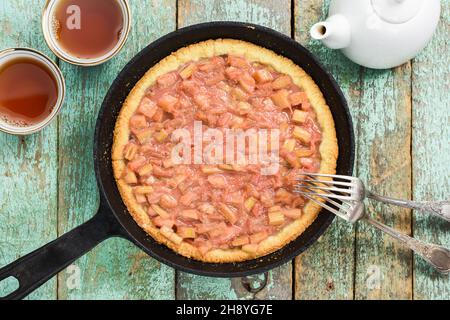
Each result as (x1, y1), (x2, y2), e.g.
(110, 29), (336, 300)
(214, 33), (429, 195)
(371, 0), (424, 24)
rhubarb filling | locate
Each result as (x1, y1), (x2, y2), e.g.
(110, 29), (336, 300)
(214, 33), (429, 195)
(120, 54), (322, 255)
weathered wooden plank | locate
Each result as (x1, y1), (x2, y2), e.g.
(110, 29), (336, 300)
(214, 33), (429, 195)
(412, 0), (450, 300)
(294, 0), (359, 300)
(354, 64), (412, 300)
(56, 0), (177, 300)
(177, 0), (293, 300)
(178, 0), (291, 33)
(0, 0), (58, 300)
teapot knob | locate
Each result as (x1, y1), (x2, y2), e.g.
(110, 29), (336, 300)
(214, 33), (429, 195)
(371, 0), (424, 23)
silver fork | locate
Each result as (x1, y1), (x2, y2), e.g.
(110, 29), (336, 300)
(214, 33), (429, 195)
(294, 174), (450, 274)
(295, 173), (450, 222)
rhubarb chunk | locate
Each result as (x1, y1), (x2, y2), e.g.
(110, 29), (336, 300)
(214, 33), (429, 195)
(157, 94), (178, 112)
(179, 192), (198, 206)
(180, 209), (199, 220)
(282, 139), (296, 152)
(151, 204), (170, 219)
(275, 188), (293, 204)
(228, 55), (251, 69)
(134, 186), (154, 194)
(272, 75), (292, 89)
(138, 98), (158, 118)
(123, 170), (138, 184)
(134, 193), (147, 204)
(159, 194), (178, 209)
(289, 91), (308, 106)
(218, 164), (234, 171)
(295, 148), (314, 157)
(231, 115), (244, 128)
(238, 73), (256, 93)
(128, 156), (146, 171)
(160, 226), (183, 245)
(152, 108), (164, 122)
(153, 216), (174, 228)
(123, 143), (138, 161)
(197, 203), (216, 215)
(253, 69), (273, 83)
(135, 128), (153, 144)
(207, 174), (227, 188)
(236, 101), (252, 115)
(179, 63), (197, 79)
(137, 164), (153, 177)
(155, 129), (169, 142)
(218, 203), (238, 224)
(177, 227), (196, 239)
(283, 208), (302, 219)
(292, 109), (308, 124)
(268, 205), (282, 213)
(201, 166), (223, 174)
(232, 235), (250, 247)
(157, 72), (178, 87)
(231, 87), (248, 101)
(270, 89), (291, 110)
(244, 197), (257, 211)
(250, 231), (268, 244)
(130, 115), (147, 130)
(268, 211), (285, 226)
(162, 159), (173, 168)
(293, 126), (312, 144)
(225, 66), (242, 81)
(194, 94), (209, 109)
(300, 157), (314, 169)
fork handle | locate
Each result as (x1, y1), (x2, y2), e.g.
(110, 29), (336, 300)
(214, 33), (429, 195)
(366, 191), (450, 222)
(364, 217), (450, 274)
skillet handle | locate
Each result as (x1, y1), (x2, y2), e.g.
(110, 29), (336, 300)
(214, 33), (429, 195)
(0, 198), (126, 300)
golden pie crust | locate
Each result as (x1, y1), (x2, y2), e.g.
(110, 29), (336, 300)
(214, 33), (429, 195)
(112, 39), (338, 263)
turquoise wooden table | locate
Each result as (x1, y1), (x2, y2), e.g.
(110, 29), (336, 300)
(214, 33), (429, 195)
(0, 0), (449, 300)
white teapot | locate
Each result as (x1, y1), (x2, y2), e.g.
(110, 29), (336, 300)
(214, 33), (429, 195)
(310, 0), (441, 69)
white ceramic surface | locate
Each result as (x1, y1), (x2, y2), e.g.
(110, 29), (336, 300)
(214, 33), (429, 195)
(310, 0), (441, 69)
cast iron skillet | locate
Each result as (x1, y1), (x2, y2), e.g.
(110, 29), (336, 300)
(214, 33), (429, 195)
(0, 22), (354, 300)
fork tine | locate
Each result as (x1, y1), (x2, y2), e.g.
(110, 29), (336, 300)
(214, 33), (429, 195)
(300, 172), (356, 181)
(294, 189), (354, 201)
(295, 184), (354, 195)
(294, 176), (354, 207)
(301, 193), (350, 221)
(296, 177), (353, 187)
(320, 195), (347, 209)
(294, 172), (361, 222)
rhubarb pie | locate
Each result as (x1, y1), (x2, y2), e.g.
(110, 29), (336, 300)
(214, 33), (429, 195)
(112, 39), (338, 262)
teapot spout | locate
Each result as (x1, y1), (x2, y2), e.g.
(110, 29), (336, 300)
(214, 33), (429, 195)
(310, 14), (351, 50)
